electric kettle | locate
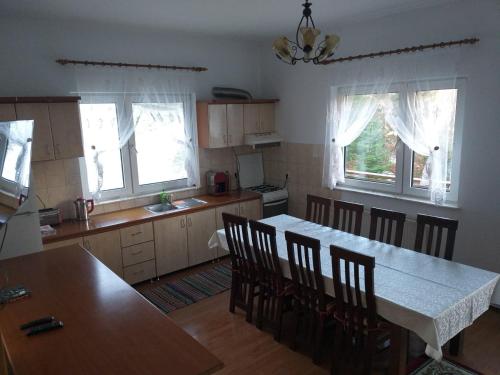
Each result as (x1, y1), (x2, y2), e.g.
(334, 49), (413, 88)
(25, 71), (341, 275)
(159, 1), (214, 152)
(74, 198), (94, 221)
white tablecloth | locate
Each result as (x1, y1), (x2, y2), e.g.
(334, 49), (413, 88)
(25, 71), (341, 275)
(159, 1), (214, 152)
(208, 214), (499, 360)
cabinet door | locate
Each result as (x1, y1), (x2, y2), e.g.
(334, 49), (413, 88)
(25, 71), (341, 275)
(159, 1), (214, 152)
(83, 231), (123, 277)
(226, 104), (244, 146)
(49, 102), (84, 159)
(243, 104), (260, 134)
(208, 104), (227, 148)
(154, 215), (188, 276)
(239, 199), (262, 221)
(215, 203), (240, 230)
(259, 103), (275, 133)
(16, 103), (55, 161)
(43, 237), (83, 251)
(187, 208), (216, 266)
(0, 104), (16, 121)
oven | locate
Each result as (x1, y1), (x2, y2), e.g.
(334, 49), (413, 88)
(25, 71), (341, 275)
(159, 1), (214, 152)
(263, 198), (288, 218)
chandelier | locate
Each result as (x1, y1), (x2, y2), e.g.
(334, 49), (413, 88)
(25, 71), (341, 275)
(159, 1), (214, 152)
(272, 0), (340, 65)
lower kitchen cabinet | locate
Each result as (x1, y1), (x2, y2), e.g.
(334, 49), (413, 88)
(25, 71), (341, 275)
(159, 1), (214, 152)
(239, 199), (262, 221)
(83, 231), (123, 278)
(43, 237), (83, 251)
(154, 215), (189, 276)
(187, 209), (216, 266)
(215, 203), (240, 258)
(123, 259), (156, 285)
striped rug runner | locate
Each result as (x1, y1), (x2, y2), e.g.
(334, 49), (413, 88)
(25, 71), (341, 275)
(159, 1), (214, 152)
(141, 263), (232, 314)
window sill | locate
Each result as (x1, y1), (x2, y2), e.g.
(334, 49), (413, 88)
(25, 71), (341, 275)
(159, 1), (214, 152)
(334, 185), (460, 209)
(95, 186), (199, 206)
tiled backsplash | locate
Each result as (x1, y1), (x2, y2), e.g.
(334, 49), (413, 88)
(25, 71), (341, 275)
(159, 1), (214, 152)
(31, 145), (269, 219)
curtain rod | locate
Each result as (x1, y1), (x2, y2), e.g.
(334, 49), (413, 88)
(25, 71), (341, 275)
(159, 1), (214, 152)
(321, 38), (479, 65)
(56, 59), (207, 72)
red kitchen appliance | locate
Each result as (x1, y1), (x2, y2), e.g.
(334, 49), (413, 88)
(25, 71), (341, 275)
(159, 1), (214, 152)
(206, 171), (230, 196)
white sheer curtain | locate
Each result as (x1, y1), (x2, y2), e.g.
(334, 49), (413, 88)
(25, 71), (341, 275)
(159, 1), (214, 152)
(323, 86), (387, 188)
(322, 50), (461, 204)
(74, 66), (200, 197)
(383, 84), (457, 203)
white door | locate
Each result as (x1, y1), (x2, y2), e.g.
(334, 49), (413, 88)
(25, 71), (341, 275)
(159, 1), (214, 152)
(154, 215), (188, 276)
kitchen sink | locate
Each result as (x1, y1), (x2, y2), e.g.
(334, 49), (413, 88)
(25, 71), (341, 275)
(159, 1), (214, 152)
(144, 203), (178, 213)
(174, 198), (207, 209)
(144, 198), (207, 214)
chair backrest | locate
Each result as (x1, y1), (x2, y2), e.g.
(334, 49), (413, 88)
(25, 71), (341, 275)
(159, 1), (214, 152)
(369, 207), (406, 247)
(222, 212), (255, 279)
(330, 245), (377, 330)
(332, 200), (364, 235)
(414, 214), (458, 261)
(249, 220), (282, 283)
(306, 194), (331, 226)
(285, 230), (326, 311)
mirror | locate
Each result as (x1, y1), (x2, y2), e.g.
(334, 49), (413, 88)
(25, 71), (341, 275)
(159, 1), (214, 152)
(0, 121), (33, 224)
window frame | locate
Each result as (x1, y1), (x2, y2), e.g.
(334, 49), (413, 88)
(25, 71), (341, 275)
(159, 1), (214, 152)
(338, 78), (465, 203)
(79, 93), (195, 202)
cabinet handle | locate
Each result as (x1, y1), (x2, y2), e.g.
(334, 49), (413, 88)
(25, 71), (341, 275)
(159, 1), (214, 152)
(180, 218), (185, 228)
(228, 134), (232, 144)
(187, 217), (192, 227)
(131, 250), (143, 256)
(130, 231), (142, 237)
(223, 135), (227, 144)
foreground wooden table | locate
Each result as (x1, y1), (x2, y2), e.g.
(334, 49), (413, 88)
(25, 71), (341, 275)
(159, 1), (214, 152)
(0, 245), (223, 375)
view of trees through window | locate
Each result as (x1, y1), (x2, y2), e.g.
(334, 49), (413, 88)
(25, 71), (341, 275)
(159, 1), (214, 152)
(345, 105), (398, 184)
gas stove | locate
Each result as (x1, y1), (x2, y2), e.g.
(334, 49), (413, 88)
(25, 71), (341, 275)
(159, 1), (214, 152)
(246, 184), (288, 204)
(237, 153), (289, 218)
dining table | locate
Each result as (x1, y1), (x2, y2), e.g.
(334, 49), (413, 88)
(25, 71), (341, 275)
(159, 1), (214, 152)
(208, 214), (499, 375)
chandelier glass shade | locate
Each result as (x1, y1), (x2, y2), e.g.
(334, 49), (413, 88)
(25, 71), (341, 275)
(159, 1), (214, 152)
(273, 0), (340, 65)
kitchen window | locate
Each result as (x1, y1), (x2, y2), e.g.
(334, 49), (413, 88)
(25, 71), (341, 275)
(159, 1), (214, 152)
(340, 79), (464, 203)
(79, 93), (196, 201)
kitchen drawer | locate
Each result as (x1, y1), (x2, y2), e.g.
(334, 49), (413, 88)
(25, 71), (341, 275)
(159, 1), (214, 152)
(123, 259), (156, 285)
(122, 241), (155, 267)
(120, 222), (154, 247)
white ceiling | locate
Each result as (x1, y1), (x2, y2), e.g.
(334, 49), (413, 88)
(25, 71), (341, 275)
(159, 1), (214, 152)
(1, 0), (457, 37)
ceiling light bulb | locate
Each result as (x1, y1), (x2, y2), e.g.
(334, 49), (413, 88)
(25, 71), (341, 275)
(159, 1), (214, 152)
(272, 36), (293, 63)
(316, 34), (341, 62)
(300, 27), (321, 54)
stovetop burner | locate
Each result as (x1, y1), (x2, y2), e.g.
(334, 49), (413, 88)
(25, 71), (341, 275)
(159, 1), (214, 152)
(247, 184), (282, 193)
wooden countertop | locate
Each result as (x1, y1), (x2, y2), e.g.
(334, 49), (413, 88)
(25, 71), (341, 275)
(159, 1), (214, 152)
(0, 245), (223, 375)
(42, 191), (261, 244)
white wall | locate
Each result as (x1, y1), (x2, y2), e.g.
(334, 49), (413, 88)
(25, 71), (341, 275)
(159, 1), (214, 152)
(261, 0), (500, 304)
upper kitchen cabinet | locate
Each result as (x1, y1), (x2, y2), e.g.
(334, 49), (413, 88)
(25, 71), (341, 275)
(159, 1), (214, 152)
(0, 97), (84, 161)
(197, 99), (278, 149)
(48, 102), (84, 159)
(16, 103), (55, 161)
(243, 102), (276, 134)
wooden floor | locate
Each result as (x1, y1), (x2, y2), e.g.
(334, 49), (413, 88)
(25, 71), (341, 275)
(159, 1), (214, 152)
(137, 262), (500, 375)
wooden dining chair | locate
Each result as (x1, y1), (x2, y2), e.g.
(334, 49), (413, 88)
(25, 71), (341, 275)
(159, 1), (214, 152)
(332, 200), (364, 235)
(330, 245), (391, 374)
(222, 212), (258, 323)
(306, 194), (331, 226)
(285, 230), (334, 364)
(250, 220), (293, 341)
(369, 207), (406, 247)
(414, 214), (458, 261)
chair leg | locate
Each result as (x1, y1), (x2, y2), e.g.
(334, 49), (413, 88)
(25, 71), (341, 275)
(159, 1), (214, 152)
(256, 285), (265, 329)
(274, 295), (284, 342)
(362, 333), (376, 375)
(229, 273), (238, 313)
(290, 300), (300, 351)
(313, 314), (324, 365)
(332, 323), (344, 375)
(246, 281), (255, 323)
